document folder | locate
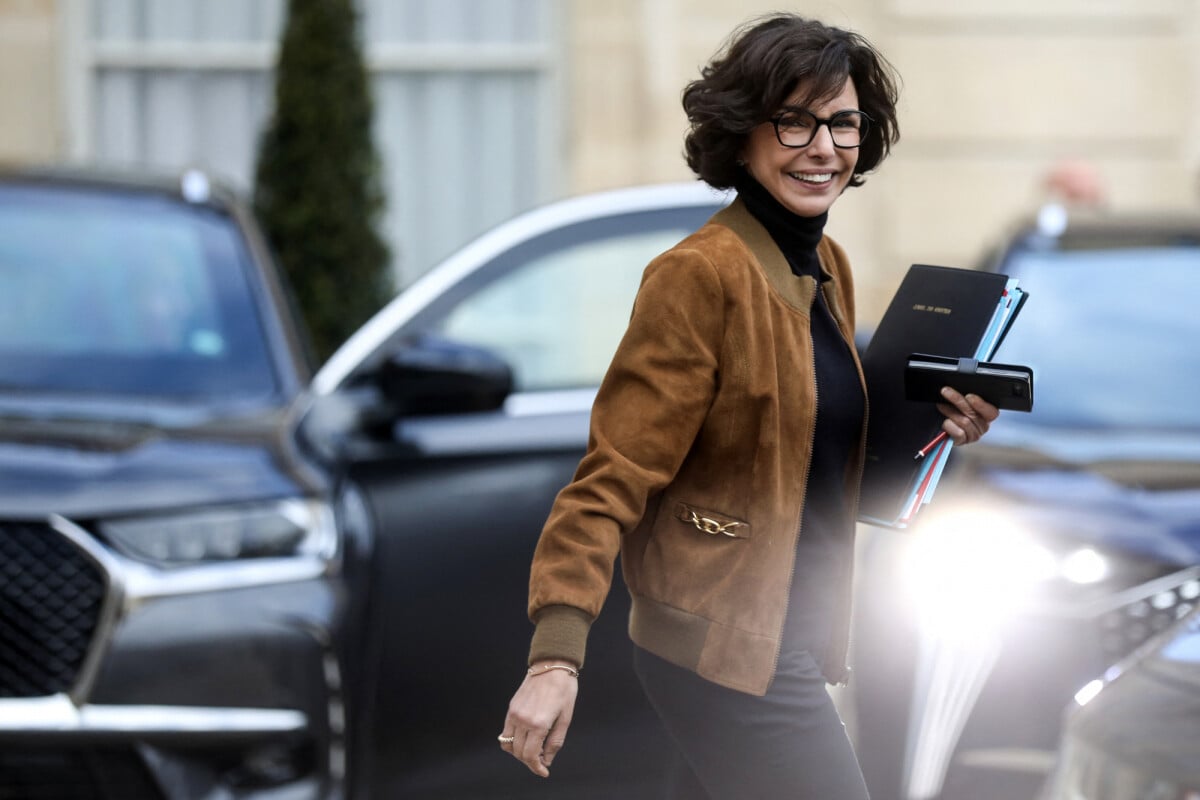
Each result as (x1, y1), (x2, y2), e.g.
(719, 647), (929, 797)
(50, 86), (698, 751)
(857, 264), (1029, 528)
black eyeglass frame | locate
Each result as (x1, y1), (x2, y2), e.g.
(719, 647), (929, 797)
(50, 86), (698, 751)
(768, 108), (874, 150)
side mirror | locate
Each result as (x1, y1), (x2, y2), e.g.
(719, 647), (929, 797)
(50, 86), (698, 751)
(377, 334), (513, 416)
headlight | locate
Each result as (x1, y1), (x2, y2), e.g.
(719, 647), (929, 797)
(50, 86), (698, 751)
(1061, 547), (1110, 584)
(901, 507), (1121, 634)
(100, 498), (337, 565)
(903, 510), (1057, 630)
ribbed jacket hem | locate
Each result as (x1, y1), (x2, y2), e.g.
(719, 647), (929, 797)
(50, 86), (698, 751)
(628, 594), (777, 697)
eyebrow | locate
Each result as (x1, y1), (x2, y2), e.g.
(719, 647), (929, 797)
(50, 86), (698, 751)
(777, 104), (862, 115)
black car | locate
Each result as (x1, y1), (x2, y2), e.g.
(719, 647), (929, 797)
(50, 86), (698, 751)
(1039, 603), (1200, 800)
(0, 167), (728, 799)
(0, 167), (366, 799)
(850, 205), (1200, 800)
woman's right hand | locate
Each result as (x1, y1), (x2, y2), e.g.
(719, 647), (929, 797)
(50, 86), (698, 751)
(498, 661), (580, 778)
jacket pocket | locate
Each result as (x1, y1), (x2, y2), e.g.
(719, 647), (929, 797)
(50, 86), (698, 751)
(635, 499), (754, 615)
(672, 502), (751, 540)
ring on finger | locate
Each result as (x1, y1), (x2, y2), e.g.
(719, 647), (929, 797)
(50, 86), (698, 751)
(497, 734), (515, 744)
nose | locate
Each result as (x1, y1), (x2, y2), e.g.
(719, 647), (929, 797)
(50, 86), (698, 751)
(805, 122), (836, 156)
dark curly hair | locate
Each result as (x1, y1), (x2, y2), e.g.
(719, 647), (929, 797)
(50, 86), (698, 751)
(683, 14), (900, 189)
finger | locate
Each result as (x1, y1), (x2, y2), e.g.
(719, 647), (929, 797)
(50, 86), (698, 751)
(500, 707), (525, 755)
(939, 385), (972, 414)
(940, 416), (967, 445)
(964, 393), (1000, 423)
(940, 388), (999, 430)
(938, 412), (985, 444)
(939, 387), (984, 431)
(937, 399), (985, 444)
(518, 727), (550, 778)
(542, 706), (574, 767)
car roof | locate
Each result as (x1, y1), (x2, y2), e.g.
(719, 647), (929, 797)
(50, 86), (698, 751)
(0, 163), (243, 212)
(1012, 205), (1200, 247)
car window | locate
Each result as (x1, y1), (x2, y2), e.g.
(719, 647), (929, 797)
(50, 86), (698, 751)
(0, 184), (280, 401)
(417, 206), (719, 392)
(995, 245), (1200, 430)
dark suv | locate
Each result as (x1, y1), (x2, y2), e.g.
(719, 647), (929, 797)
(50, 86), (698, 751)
(0, 167), (728, 799)
(850, 205), (1200, 800)
(0, 168), (367, 799)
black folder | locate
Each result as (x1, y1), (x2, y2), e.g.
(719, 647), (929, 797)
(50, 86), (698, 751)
(857, 264), (1028, 527)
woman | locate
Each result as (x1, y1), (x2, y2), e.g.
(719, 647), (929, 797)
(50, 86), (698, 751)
(498, 13), (998, 798)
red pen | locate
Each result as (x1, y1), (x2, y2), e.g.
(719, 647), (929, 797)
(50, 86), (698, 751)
(913, 430), (949, 461)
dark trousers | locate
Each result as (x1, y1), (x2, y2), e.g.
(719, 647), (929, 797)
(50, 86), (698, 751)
(633, 646), (870, 800)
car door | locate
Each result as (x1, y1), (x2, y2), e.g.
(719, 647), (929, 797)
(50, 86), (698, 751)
(320, 191), (726, 799)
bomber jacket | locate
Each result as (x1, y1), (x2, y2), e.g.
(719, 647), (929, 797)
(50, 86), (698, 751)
(527, 197), (869, 696)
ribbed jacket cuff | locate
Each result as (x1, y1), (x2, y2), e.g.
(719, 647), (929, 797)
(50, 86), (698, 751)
(529, 605), (593, 669)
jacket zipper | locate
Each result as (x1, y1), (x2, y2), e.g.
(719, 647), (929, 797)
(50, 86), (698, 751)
(768, 278), (821, 686)
(825, 279), (871, 686)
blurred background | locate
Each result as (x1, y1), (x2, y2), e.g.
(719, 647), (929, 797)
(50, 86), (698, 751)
(3, 0), (1199, 319)
(4, 5), (1200, 799)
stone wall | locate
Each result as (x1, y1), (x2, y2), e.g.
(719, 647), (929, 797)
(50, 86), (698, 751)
(4, 0), (1198, 323)
(568, 0), (1200, 321)
(0, 0), (60, 163)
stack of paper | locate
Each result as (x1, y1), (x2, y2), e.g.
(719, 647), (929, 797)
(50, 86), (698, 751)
(857, 264), (1028, 528)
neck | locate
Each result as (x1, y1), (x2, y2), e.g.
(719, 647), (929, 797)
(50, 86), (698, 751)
(736, 169), (828, 278)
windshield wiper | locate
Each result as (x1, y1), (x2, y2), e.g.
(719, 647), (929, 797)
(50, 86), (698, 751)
(0, 413), (158, 451)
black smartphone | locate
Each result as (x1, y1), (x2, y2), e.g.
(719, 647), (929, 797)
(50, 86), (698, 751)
(904, 353), (1034, 411)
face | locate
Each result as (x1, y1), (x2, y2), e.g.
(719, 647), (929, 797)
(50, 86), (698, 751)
(741, 79), (861, 218)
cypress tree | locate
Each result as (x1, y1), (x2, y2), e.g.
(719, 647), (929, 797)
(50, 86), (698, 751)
(254, 0), (392, 363)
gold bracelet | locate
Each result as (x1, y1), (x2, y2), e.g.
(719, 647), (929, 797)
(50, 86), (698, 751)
(527, 664), (580, 679)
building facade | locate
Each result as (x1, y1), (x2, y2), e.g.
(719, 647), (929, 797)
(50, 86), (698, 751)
(3, 0), (1199, 319)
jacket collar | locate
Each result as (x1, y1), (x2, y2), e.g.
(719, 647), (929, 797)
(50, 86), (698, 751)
(711, 198), (850, 329)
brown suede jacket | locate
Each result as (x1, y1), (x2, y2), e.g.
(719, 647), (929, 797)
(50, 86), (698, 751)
(527, 198), (869, 696)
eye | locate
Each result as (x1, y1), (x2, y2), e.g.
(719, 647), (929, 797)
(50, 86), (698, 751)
(830, 111), (864, 130)
(776, 111), (814, 131)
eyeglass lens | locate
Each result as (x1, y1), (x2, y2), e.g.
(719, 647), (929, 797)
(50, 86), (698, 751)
(773, 109), (868, 148)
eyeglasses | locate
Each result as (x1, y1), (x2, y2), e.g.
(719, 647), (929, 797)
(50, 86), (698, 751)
(769, 108), (872, 149)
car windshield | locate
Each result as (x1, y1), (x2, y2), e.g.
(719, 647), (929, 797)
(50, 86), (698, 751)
(994, 244), (1200, 431)
(0, 183), (280, 403)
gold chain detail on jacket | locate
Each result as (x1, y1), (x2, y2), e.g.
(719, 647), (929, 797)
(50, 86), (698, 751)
(687, 510), (744, 537)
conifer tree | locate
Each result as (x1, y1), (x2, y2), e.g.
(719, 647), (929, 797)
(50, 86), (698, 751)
(254, 0), (392, 363)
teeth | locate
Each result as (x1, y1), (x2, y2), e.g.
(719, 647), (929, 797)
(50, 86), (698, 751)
(791, 172), (833, 184)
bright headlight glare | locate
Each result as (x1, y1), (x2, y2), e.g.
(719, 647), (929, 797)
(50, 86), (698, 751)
(903, 510), (1057, 627)
(906, 513), (1056, 591)
(1061, 547), (1110, 585)
(101, 499), (337, 565)
(1073, 678), (1105, 707)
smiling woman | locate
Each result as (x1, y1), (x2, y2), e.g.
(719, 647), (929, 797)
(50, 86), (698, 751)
(497, 12), (1000, 800)
(738, 81), (863, 218)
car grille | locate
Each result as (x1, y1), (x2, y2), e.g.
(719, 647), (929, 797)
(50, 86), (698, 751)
(0, 746), (163, 800)
(1098, 572), (1200, 659)
(0, 521), (107, 697)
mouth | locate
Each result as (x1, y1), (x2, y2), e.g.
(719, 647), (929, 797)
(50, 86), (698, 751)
(788, 172), (834, 186)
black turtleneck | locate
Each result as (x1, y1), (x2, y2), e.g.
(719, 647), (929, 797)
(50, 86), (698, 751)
(737, 172), (865, 673)
(736, 173), (828, 280)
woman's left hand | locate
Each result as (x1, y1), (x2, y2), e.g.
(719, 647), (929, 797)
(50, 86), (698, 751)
(936, 387), (1000, 445)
